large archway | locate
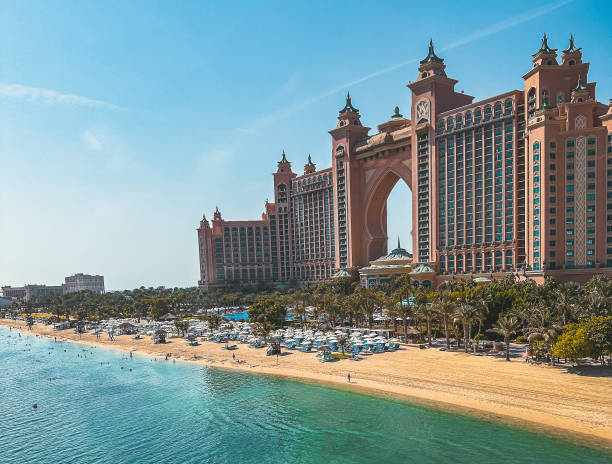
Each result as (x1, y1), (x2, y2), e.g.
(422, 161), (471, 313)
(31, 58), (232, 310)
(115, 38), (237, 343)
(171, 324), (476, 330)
(364, 170), (412, 262)
(329, 103), (413, 270)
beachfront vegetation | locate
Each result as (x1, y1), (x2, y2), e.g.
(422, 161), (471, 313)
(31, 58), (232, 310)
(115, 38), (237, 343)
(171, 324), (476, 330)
(5, 274), (611, 365)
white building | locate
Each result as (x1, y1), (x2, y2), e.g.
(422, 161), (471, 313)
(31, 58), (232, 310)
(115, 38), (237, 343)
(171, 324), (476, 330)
(64, 274), (105, 294)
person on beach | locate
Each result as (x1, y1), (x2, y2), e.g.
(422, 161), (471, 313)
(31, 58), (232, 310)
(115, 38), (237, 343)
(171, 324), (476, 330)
(232, 353), (235, 360)
(347, 373), (351, 383)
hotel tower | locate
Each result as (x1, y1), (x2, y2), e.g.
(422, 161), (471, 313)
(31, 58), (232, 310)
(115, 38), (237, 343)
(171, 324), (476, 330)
(198, 35), (612, 289)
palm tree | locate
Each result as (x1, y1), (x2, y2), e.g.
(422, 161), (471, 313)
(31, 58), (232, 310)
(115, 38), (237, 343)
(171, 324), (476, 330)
(415, 299), (436, 346)
(337, 333), (350, 355)
(554, 281), (580, 325)
(291, 289), (310, 327)
(488, 315), (521, 361)
(433, 292), (455, 350)
(454, 303), (484, 353)
(253, 321), (273, 343)
(354, 286), (377, 329)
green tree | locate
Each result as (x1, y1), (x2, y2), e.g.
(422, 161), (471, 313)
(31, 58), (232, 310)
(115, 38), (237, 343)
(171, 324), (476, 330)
(336, 333), (350, 355)
(150, 297), (169, 320)
(551, 324), (594, 364)
(488, 315), (521, 361)
(582, 316), (612, 364)
(433, 291), (455, 350)
(454, 303), (484, 353)
(252, 321), (274, 343)
(248, 299), (287, 328)
(174, 320), (190, 337)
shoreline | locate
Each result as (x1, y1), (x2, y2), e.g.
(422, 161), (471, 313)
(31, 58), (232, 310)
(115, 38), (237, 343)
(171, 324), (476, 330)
(2, 319), (611, 451)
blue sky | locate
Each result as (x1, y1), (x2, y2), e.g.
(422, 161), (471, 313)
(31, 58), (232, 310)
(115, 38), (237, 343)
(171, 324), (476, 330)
(1, 0), (611, 290)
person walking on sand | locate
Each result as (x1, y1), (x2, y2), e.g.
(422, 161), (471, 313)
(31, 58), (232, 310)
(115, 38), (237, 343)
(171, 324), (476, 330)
(347, 373), (351, 383)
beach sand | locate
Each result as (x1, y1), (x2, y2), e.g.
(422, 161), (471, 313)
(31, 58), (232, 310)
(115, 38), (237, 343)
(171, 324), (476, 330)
(3, 319), (611, 449)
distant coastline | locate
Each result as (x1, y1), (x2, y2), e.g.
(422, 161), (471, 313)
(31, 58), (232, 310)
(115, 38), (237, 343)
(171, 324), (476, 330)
(2, 319), (611, 451)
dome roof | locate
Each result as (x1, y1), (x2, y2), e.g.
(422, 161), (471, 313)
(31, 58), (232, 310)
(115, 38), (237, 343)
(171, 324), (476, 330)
(377, 245), (412, 262)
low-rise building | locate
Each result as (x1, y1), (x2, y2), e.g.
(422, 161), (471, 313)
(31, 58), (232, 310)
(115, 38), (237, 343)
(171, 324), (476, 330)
(64, 273), (105, 294)
(24, 285), (63, 302)
(1, 286), (26, 300)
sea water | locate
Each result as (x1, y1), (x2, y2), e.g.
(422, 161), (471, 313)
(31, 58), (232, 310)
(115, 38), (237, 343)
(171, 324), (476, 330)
(0, 326), (609, 464)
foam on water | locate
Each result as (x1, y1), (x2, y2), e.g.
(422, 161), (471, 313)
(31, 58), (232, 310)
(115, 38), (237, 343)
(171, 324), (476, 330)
(0, 326), (609, 464)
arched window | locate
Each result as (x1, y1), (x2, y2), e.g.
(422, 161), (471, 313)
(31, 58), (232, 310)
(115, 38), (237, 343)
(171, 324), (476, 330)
(422, 72), (428, 79)
(527, 87), (536, 101)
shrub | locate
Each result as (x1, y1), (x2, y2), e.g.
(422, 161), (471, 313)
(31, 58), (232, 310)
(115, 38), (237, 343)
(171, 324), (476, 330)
(514, 335), (529, 344)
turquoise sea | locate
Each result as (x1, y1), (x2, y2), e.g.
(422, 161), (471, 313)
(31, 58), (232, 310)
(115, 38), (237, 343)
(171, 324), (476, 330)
(0, 326), (610, 464)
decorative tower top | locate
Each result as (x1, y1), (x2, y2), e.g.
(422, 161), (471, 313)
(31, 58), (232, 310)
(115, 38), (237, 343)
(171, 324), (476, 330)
(335, 92), (363, 129)
(303, 154), (316, 174)
(536, 33), (557, 55)
(532, 33), (558, 66)
(339, 92), (359, 114)
(418, 39), (446, 79)
(561, 34), (582, 65)
(391, 106), (403, 119)
(573, 74), (587, 92)
(420, 39), (444, 65)
(571, 74), (589, 102)
(213, 206), (222, 221)
(202, 213), (207, 222)
(563, 34), (581, 53)
(276, 150), (294, 174)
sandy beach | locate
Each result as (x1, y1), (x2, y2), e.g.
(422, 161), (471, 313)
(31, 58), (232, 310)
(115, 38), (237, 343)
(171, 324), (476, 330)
(2, 318), (611, 449)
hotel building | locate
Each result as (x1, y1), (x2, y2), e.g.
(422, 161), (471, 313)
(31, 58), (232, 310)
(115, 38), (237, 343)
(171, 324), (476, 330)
(198, 35), (612, 289)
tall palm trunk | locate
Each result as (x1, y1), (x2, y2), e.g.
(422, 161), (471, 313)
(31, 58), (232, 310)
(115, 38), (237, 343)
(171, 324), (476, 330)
(505, 335), (511, 361)
(443, 317), (450, 350)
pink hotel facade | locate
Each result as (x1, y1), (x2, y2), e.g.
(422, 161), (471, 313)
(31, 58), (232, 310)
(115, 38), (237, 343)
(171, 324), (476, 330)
(198, 36), (612, 289)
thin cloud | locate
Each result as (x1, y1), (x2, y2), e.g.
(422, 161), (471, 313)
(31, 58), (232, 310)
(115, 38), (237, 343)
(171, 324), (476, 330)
(441, 0), (574, 52)
(0, 82), (119, 110)
(236, 0), (572, 134)
(82, 130), (104, 151)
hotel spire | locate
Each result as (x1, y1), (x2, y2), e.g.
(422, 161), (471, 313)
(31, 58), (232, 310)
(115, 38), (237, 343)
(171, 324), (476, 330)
(418, 39), (446, 79)
(420, 39), (444, 64)
(304, 154), (316, 174)
(563, 34), (581, 53)
(339, 92), (359, 114)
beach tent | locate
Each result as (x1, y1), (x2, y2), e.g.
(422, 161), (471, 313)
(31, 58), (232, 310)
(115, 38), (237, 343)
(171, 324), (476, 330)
(118, 322), (137, 335)
(153, 329), (167, 344)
